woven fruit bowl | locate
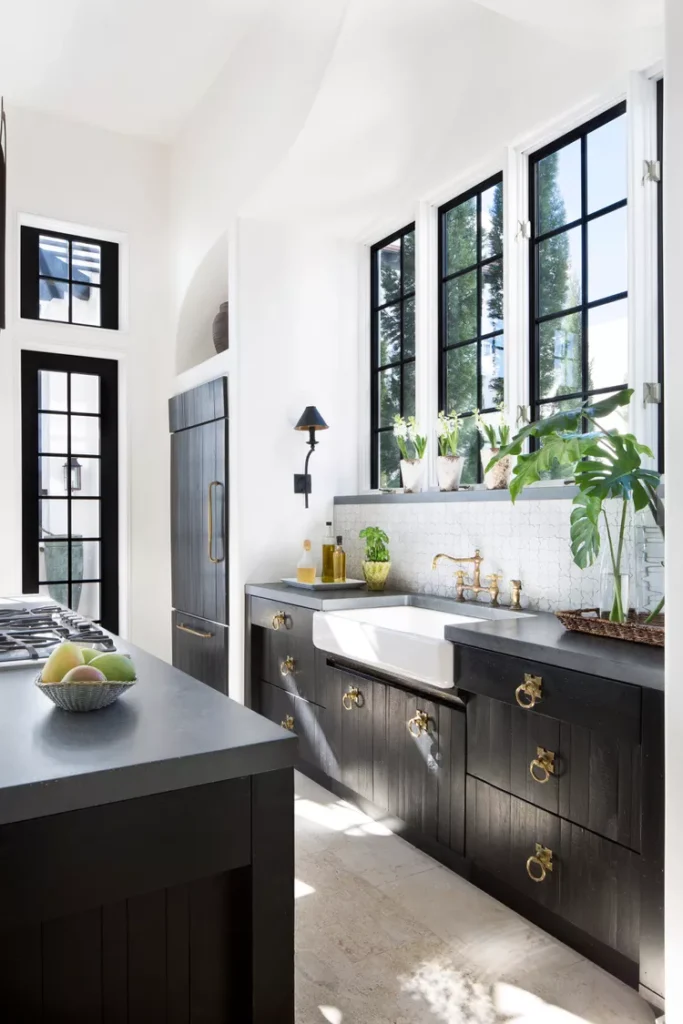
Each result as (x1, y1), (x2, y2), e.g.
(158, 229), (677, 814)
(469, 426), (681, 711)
(36, 674), (136, 712)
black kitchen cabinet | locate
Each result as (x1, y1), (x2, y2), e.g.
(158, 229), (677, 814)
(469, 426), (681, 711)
(169, 378), (228, 690)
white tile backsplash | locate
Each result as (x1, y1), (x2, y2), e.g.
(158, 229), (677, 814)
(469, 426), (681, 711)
(334, 497), (625, 613)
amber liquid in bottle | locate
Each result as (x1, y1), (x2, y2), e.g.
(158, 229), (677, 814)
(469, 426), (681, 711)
(333, 536), (346, 583)
(321, 522), (335, 583)
(297, 539), (316, 584)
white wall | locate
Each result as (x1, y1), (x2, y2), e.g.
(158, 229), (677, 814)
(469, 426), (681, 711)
(0, 105), (172, 659)
(227, 216), (361, 700)
(665, 1), (682, 1018)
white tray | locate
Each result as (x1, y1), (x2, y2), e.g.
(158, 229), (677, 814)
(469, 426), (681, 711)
(281, 577), (366, 591)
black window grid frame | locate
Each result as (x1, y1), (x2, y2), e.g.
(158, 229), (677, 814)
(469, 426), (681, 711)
(528, 101), (628, 434)
(20, 225), (119, 331)
(438, 171), (504, 483)
(370, 222), (416, 490)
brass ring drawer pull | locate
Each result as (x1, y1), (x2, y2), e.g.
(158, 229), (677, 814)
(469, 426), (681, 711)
(342, 687), (363, 710)
(280, 656), (296, 676)
(526, 844), (553, 883)
(280, 715), (295, 731)
(407, 710), (429, 737)
(271, 611), (291, 631)
(530, 747), (556, 784)
(176, 623), (213, 639)
(515, 673), (543, 709)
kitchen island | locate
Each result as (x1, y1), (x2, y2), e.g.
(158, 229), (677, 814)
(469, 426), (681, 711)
(0, 633), (296, 1023)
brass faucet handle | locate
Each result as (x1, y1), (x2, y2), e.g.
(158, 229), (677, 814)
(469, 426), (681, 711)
(510, 579), (523, 611)
(485, 572), (503, 585)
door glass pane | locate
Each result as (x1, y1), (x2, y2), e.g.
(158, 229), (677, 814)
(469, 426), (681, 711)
(446, 344), (477, 414)
(71, 499), (100, 538)
(39, 499), (68, 538)
(39, 413), (68, 454)
(39, 278), (69, 321)
(39, 457), (69, 496)
(38, 371), (67, 411)
(457, 416), (480, 485)
(378, 306), (401, 364)
(403, 297), (415, 358)
(71, 283), (101, 327)
(74, 458), (101, 497)
(536, 140), (581, 234)
(76, 582), (100, 620)
(40, 582), (68, 607)
(70, 373), (100, 414)
(70, 415), (100, 455)
(71, 240), (101, 285)
(403, 231), (415, 294)
(481, 260), (503, 334)
(588, 207), (627, 302)
(378, 367), (401, 426)
(377, 241), (401, 305)
(481, 181), (503, 258)
(588, 299), (628, 392)
(444, 198), (477, 275)
(538, 226), (582, 317)
(39, 235), (69, 279)
(378, 431), (400, 489)
(587, 115), (627, 214)
(481, 336), (505, 409)
(445, 271), (477, 344)
(40, 540), (70, 583)
(77, 541), (100, 580)
(539, 314), (583, 399)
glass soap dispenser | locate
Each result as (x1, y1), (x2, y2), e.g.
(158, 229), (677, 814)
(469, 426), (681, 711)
(333, 536), (346, 583)
(297, 540), (316, 584)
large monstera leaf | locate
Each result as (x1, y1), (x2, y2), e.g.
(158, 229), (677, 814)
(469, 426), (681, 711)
(574, 434), (658, 511)
(570, 493), (602, 569)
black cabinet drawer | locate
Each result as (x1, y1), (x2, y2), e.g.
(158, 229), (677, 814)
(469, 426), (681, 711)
(456, 645), (641, 744)
(255, 680), (319, 769)
(250, 597), (312, 636)
(467, 694), (641, 851)
(250, 600), (317, 703)
(466, 776), (640, 962)
(172, 611), (228, 694)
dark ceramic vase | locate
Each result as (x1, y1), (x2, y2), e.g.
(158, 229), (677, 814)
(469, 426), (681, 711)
(212, 301), (229, 354)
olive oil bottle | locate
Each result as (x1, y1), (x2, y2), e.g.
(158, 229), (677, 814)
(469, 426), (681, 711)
(322, 522), (335, 583)
(333, 536), (346, 583)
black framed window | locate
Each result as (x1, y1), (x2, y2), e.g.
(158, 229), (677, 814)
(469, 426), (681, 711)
(370, 224), (415, 489)
(529, 103), (628, 470)
(438, 173), (504, 484)
(21, 351), (119, 632)
(20, 226), (119, 330)
(656, 77), (664, 472)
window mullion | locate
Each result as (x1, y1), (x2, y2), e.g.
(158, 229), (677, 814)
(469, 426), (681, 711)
(504, 144), (528, 435)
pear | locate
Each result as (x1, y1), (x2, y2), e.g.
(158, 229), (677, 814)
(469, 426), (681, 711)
(41, 642), (84, 683)
(88, 652), (136, 682)
(80, 647), (100, 664)
(62, 665), (107, 683)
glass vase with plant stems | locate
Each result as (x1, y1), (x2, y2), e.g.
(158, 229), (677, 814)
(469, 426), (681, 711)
(486, 390), (664, 624)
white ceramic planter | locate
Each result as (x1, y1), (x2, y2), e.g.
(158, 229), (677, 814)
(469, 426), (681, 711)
(481, 446), (514, 490)
(400, 458), (424, 493)
(436, 455), (464, 491)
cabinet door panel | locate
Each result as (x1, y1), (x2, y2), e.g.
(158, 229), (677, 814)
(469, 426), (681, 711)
(171, 419), (227, 624)
(466, 777), (640, 961)
(172, 611), (228, 694)
(320, 664), (385, 805)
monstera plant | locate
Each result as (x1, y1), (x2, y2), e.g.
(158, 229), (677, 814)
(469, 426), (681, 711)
(487, 390), (663, 622)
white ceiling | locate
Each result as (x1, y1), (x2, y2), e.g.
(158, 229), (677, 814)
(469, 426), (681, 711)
(0, 0), (663, 143)
(0, 0), (269, 140)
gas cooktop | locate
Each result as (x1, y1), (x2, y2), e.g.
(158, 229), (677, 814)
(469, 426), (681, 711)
(0, 598), (115, 666)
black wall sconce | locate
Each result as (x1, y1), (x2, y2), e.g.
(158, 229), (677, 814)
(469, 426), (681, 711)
(293, 406), (328, 509)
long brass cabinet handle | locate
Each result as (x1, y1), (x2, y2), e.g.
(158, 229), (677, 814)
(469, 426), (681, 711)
(530, 747), (556, 784)
(526, 843), (553, 883)
(280, 715), (295, 731)
(208, 480), (225, 564)
(342, 687), (363, 710)
(407, 710), (429, 737)
(280, 656), (296, 676)
(515, 673), (543, 709)
(176, 623), (213, 639)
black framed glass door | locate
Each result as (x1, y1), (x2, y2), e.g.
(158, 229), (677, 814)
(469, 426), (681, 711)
(21, 351), (119, 632)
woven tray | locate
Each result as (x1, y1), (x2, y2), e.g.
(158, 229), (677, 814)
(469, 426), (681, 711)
(555, 608), (664, 647)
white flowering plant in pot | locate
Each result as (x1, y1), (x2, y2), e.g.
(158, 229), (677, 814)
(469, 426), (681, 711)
(476, 408), (514, 490)
(393, 415), (427, 492)
(436, 411), (464, 491)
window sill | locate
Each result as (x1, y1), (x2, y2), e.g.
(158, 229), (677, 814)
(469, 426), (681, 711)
(334, 483), (579, 505)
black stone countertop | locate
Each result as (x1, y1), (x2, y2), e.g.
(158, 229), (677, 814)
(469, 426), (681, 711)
(0, 634), (296, 827)
(247, 582), (664, 691)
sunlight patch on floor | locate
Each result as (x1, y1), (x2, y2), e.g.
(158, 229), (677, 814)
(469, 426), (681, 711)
(294, 877), (315, 899)
(295, 795), (394, 837)
(318, 1007), (343, 1023)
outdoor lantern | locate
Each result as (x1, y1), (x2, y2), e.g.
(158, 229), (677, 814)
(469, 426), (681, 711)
(63, 457), (82, 493)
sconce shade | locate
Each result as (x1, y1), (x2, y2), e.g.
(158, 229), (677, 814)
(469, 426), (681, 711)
(295, 406), (328, 432)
